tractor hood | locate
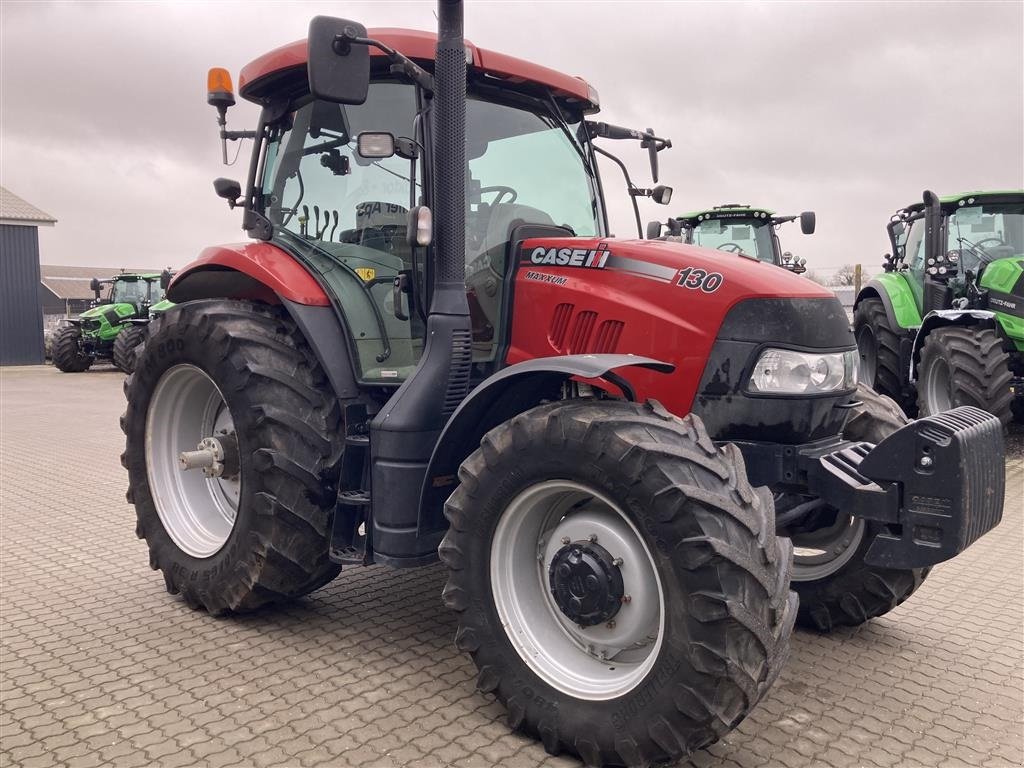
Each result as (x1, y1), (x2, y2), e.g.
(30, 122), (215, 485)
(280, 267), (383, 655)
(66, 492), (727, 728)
(519, 237), (834, 301)
(79, 302), (136, 321)
(508, 236), (850, 419)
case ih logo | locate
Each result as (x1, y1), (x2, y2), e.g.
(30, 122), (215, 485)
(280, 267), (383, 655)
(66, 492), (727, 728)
(526, 243), (610, 269)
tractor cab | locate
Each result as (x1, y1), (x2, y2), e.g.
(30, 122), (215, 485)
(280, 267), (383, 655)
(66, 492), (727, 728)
(657, 204), (815, 272)
(90, 273), (165, 313)
(189, 29), (673, 383)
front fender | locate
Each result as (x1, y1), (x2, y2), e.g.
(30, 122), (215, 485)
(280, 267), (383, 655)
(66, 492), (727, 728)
(167, 242), (330, 306)
(859, 274), (922, 330)
(910, 309), (998, 380)
(418, 354), (674, 531)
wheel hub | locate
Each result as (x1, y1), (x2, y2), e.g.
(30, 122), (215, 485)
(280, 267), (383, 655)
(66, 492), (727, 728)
(548, 541), (623, 627)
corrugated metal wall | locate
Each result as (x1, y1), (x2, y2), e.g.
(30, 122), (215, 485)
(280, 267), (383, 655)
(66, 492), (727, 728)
(1, 224), (45, 365)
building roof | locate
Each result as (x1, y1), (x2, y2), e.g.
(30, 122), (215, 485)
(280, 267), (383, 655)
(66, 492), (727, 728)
(39, 265), (155, 300)
(0, 187), (56, 227)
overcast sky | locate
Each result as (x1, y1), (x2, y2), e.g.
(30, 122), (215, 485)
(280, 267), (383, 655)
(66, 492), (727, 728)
(2, 1), (1022, 276)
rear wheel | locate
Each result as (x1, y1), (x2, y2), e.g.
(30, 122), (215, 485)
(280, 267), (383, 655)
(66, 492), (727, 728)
(113, 324), (147, 373)
(440, 400), (796, 766)
(854, 298), (911, 411)
(917, 326), (1013, 426)
(121, 300), (342, 613)
(52, 325), (92, 372)
(787, 384), (929, 631)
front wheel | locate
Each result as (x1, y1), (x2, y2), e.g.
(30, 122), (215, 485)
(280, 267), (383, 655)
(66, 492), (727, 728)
(854, 298), (912, 412)
(121, 300), (342, 613)
(917, 326), (1013, 426)
(52, 325), (92, 372)
(440, 400), (796, 766)
(113, 324), (148, 373)
(787, 384), (930, 631)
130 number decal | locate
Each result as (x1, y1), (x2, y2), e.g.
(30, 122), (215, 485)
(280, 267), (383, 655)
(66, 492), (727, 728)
(677, 267), (724, 293)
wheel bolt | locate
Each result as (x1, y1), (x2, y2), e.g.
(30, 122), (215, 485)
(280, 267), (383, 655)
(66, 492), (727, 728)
(606, 620), (616, 629)
(588, 534), (598, 543)
(613, 557), (623, 567)
(920, 456), (933, 468)
(621, 594), (632, 604)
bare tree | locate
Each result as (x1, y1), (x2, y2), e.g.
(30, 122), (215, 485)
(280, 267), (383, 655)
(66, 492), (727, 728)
(829, 264), (858, 287)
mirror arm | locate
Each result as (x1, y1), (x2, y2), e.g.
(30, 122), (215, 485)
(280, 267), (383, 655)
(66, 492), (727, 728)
(593, 144), (643, 238)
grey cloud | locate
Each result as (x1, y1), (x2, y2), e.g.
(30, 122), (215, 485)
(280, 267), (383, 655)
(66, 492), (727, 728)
(2, 0), (1021, 273)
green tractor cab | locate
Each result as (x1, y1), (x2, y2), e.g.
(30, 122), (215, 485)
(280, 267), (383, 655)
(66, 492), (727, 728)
(854, 190), (1024, 424)
(651, 203), (816, 272)
(53, 272), (170, 373)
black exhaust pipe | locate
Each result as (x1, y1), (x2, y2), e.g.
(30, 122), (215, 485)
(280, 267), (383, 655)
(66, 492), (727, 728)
(432, 0), (468, 313)
(369, 0), (472, 564)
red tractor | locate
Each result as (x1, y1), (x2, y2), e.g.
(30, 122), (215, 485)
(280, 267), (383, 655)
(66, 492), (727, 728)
(122, 4), (1005, 765)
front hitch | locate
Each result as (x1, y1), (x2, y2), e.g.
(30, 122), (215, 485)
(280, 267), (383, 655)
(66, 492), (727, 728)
(802, 407), (1005, 569)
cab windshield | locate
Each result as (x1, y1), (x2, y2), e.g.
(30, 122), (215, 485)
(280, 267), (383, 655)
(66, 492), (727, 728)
(947, 201), (1024, 274)
(259, 80), (601, 380)
(690, 217), (775, 263)
(109, 279), (153, 306)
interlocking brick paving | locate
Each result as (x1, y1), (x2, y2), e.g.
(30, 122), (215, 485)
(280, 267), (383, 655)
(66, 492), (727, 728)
(2, 365), (1021, 767)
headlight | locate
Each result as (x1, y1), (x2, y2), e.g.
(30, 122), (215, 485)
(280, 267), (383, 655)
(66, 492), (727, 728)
(748, 348), (858, 394)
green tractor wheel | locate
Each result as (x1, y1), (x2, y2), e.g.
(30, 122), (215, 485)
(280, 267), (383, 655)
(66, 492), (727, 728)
(52, 325), (93, 373)
(917, 326), (1014, 426)
(113, 324), (148, 374)
(853, 298), (910, 411)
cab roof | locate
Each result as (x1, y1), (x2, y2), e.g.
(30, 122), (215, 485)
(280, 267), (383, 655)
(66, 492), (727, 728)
(238, 27), (598, 112)
(902, 190), (1024, 214)
(675, 204), (775, 224)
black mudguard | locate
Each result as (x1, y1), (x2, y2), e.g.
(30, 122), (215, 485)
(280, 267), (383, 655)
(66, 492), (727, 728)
(413, 354), (675, 550)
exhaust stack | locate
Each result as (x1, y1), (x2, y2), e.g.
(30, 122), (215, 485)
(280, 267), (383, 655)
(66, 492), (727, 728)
(369, 0), (472, 564)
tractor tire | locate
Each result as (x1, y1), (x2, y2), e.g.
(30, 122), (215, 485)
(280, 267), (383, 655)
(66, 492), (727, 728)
(917, 326), (1013, 427)
(788, 383), (929, 632)
(440, 399), (796, 767)
(854, 298), (912, 413)
(52, 325), (93, 372)
(113, 324), (147, 374)
(121, 299), (342, 614)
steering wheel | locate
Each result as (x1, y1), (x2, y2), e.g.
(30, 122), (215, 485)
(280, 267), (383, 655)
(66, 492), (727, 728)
(479, 185), (518, 206)
(973, 237), (1006, 250)
(717, 243), (745, 253)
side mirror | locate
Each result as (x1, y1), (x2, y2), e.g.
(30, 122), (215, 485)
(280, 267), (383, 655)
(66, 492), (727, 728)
(307, 16), (371, 105)
(213, 177), (242, 207)
(651, 185), (673, 205)
(89, 278), (100, 293)
(357, 132), (396, 159)
(160, 269), (173, 290)
(646, 220), (663, 239)
(800, 211), (816, 235)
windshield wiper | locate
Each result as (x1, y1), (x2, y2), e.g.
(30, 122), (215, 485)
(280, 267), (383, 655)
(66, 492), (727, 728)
(543, 91), (595, 178)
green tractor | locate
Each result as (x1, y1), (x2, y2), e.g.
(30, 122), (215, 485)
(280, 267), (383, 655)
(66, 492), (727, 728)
(854, 190), (1024, 424)
(53, 272), (170, 373)
(652, 203), (816, 272)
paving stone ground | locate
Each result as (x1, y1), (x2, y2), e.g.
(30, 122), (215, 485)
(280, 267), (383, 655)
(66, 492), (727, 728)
(1, 364), (1022, 768)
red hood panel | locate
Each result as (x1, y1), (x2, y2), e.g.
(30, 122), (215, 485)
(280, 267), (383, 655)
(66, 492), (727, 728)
(507, 236), (840, 413)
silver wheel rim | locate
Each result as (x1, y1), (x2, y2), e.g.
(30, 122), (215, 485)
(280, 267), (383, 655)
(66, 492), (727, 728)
(856, 325), (877, 386)
(922, 356), (953, 413)
(146, 364), (240, 558)
(791, 513), (865, 581)
(489, 480), (664, 700)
